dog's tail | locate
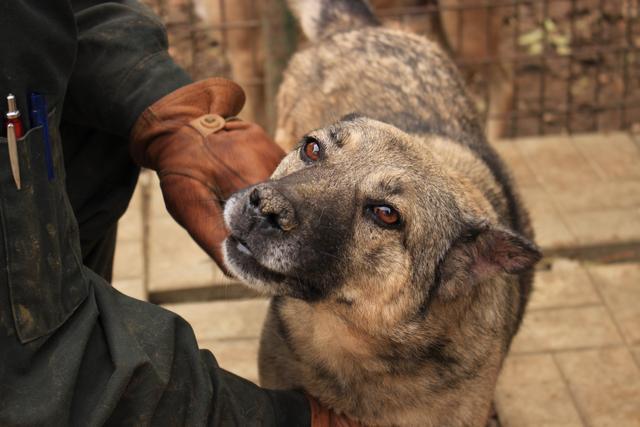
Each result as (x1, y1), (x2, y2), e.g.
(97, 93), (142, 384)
(287, 0), (380, 41)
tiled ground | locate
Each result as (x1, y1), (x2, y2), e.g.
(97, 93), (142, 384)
(497, 259), (640, 427)
(113, 131), (640, 426)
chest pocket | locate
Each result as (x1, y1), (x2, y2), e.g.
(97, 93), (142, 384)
(0, 112), (88, 343)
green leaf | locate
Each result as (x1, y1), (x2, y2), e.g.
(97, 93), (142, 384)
(518, 28), (544, 46)
(543, 19), (557, 33)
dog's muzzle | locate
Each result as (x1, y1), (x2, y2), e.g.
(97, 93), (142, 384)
(246, 184), (298, 233)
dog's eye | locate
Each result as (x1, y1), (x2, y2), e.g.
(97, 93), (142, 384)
(301, 138), (322, 162)
(369, 205), (401, 227)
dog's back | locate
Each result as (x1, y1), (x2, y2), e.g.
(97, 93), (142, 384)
(277, 0), (482, 149)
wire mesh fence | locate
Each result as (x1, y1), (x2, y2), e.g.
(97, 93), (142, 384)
(142, 0), (640, 138)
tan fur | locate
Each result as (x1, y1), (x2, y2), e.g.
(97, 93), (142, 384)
(223, 3), (538, 426)
(256, 124), (526, 426)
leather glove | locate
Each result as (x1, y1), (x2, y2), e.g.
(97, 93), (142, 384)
(130, 78), (285, 268)
(307, 394), (366, 427)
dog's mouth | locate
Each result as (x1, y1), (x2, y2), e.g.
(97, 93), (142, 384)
(225, 235), (288, 286)
(232, 235), (253, 257)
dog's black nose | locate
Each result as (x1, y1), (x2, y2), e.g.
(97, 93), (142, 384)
(248, 185), (298, 232)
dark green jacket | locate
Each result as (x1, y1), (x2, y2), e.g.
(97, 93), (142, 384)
(0, 1), (309, 425)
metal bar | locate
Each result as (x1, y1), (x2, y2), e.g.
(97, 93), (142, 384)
(250, 0), (261, 81)
(538, 0), (550, 135)
(565, 0), (577, 133)
(592, 0), (606, 132)
(165, 29), (634, 57)
(220, 0), (229, 56)
(157, 0), (168, 21)
(511, 0), (522, 136)
(187, 0), (198, 76)
(378, 0), (557, 16)
(401, 5), (409, 29)
(447, 43), (638, 66)
(484, 0), (492, 125)
(486, 100), (640, 120)
(166, 19), (262, 32)
(457, 1), (464, 55)
(621, 0), (634, 128)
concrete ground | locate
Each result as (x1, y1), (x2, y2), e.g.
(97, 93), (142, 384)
(113, 131), (640, 426)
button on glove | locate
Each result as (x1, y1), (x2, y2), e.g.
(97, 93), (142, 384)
(130, 78), (285, 269)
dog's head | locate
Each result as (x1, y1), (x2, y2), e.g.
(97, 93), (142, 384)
(223, 116), (540, 323)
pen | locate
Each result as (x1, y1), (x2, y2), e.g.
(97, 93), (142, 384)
(6, 123), (21, 190)
(28, 92), (55, 180)
(6, 94), (24, 138)
(5, 94), (23, 189)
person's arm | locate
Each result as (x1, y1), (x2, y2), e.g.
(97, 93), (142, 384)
(64, 0), (192, 137)
(0, 3), (357, 425)
(65, 0), (285, 266)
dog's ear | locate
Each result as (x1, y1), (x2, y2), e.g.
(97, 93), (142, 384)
(436, 222), (542, 300)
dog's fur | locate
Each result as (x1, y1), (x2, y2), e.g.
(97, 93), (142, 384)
(223, 2), (540, 426)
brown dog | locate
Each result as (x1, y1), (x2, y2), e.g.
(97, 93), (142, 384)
(223, 1), (540, 426)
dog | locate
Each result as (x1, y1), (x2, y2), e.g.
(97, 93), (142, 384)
(223, 1), (540, 425)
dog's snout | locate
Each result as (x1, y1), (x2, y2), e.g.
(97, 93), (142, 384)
(248, 186), (298, 232)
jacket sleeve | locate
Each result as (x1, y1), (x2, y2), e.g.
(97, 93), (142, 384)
(87, 277), (311, 426)
(63, 0), (193, 138)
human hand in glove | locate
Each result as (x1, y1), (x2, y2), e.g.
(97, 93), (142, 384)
(130, 78), (285, 269)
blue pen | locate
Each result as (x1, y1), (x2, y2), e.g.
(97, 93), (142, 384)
(28, 92), (55, 180)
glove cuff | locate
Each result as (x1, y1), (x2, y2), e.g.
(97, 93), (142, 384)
(129, 77), (245, 167)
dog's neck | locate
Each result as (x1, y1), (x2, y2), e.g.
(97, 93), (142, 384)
(275, 275), (514, 426)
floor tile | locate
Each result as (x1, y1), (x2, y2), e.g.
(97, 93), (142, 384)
(162, 299), (269, 341)
(148, 173), (168, 219)
(113, 278), (147, 301)
(516, 135), (603, 190)
(492, 140), (540, 187)
(632, 346), (640, 368)
(564, 208), (640, 247)
(199, 338), (261, 384)
(555, 348), (640, 427)
(147, 215), (224, 291)
(146, 171), (237, 292)
(519, 187), (577, 250)
(495, 354), (583, 427)
(586, 262), (640, 345)
(117, 184), (144, 242)
(549, 181), (640, 214)
(113, 239), (144, 281)
(512, 306), (623, 353)
(571, 133), (640, 181)
(529, 259), (601, 310)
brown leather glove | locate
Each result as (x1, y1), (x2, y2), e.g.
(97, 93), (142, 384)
(307, 394), (366, 427)
(130, 78), (285, 268)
